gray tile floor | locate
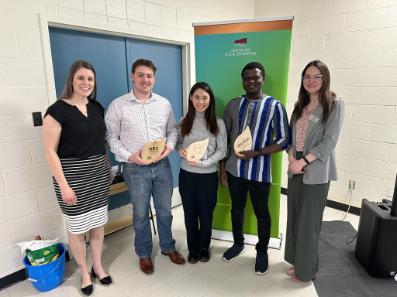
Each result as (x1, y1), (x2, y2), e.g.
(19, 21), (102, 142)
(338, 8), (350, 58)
(3, 197), (360, 297)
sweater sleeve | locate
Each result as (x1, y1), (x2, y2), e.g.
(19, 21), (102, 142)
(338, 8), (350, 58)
(196, 119), (227, 168)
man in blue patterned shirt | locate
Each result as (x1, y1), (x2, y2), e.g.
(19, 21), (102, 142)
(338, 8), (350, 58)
(220, 61), (289, 274)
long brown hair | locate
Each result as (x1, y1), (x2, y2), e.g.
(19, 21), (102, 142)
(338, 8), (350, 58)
(180, 82), (219, 137)
(59, 60), (97, 100)
(291, 60), (336, 123)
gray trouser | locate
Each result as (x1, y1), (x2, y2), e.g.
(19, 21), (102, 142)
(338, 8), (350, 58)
(284, 174), (330, 281)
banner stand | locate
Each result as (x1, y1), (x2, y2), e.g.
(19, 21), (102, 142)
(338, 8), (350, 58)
(194, 16), (293, 249)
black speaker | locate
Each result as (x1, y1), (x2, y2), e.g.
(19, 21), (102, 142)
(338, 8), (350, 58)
(391, 173), (397, 216)
(355, 199), (397, 277)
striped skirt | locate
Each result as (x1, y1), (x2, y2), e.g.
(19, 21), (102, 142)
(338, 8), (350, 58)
(53, 154), (110, 234)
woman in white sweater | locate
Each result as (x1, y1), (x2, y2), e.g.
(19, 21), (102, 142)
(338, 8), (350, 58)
(177, 82), (227, 264)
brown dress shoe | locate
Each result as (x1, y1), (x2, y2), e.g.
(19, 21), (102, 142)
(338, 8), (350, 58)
(139, 257), (153, 274)
(161, 250), (186, 265)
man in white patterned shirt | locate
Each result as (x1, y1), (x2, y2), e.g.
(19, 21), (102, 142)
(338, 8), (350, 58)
(105, 59), (185, 275)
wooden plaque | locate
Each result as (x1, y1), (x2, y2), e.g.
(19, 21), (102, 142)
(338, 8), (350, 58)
(234, 126), (252, 156)
(141, 138), (166, 162)
(186, 138), (209, 162)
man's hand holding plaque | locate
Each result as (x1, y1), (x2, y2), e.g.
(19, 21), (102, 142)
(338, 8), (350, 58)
(140, 138), (166, 163)
(185, 138), (209, 165)
(234, 126), (253, 158)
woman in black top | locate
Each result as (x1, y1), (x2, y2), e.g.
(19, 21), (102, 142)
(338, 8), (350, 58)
(43, 60), (112, 295)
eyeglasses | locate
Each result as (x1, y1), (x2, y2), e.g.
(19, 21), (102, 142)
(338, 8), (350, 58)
(302, 74), (324, 81)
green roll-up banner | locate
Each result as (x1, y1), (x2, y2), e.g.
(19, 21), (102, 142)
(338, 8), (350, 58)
(194, 17), (293, 248)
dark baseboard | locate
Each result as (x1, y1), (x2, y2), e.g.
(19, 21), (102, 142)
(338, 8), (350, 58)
(0, 269), (26, 290)
(326, 199), (361, 216)
(0, 250), (70, 290)
(281, 187), (361, 216)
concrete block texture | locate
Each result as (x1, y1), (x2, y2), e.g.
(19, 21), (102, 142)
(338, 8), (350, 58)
(387, 6), (397, 26)
(58, 0), (84, 10)
(84, 0), (107, 15)
(381, 48), (397, 66)
(0, 0), (258, 279)
(0, 191), (39, 224)
(327, 0), (366, 15)
(336, 153), (366, 173)
(370, 124), (397, 143)
(127, 0), (145, 22)
(0, 178), (5, 197)
(161, 6), (177, 28)
(0, 222), (13, 250)
(3, 164), (51, 196)
(37, 186), (59, 212)
(145, 2), (162, 25)
(340, 122), (370, 140)
(11, 208), (64, 243)
(348, 139), (390, 160)
(0, 142), (32, 170)
(366, 158), (397, 179)
(0, 29), (18, 58)
(352, 105), (394, 124)
(106, 0), (127, 18)
(364, 27), (397, 48)
(367, 0), (397, 9)
(344, 8), (387, 31)
(0, 0), (396, 279)
(388, 144), (397, 162)
(0, 245), (22, 278)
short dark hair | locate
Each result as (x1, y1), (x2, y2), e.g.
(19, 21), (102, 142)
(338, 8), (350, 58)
(60, 60), (97, 100)
(131, 59), (157, 74)
(241, 61), (266, 78)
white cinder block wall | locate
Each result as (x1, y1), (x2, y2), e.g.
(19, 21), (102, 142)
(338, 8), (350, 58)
(2, 0), (396, 280)
(255, 0), (397, 208)
(0, 0), (255, 279)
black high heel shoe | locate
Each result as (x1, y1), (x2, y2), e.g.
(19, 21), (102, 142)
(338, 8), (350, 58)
(91, 267), (112, 285)
(81, 278), (93, 296)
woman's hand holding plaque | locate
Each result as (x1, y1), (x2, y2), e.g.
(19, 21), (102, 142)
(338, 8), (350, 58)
(186, 138), (209, 163)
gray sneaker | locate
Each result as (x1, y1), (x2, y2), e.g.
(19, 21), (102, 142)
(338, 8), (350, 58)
(222, 244), (245, 261)
(255, 251), (269, 274)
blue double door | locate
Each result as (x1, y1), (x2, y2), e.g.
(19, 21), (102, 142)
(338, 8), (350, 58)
(49, 27), (183, 208)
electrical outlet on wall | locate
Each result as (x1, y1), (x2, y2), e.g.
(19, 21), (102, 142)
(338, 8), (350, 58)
(349, 179), (356, 190)
(32, 112), (43, 126)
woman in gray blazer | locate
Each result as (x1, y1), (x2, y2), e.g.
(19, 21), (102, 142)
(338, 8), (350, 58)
(284, 60), (344, 282)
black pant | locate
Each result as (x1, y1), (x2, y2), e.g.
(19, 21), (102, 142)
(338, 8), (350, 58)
(227, 173), (271, 253)
(179, 169), (218, 255)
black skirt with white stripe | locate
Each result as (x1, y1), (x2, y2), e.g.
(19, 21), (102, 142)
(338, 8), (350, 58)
(53, 154), (110, 234)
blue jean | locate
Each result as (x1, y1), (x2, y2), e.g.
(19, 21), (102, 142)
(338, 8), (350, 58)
(123, 158), (176, 258)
